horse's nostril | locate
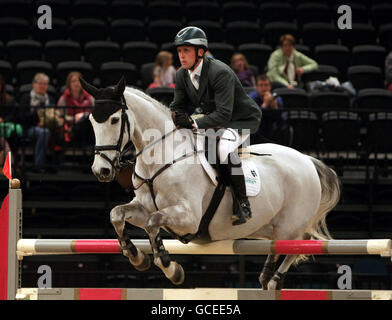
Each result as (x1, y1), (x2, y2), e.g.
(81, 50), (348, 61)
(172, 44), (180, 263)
(100, 168), (111, 176)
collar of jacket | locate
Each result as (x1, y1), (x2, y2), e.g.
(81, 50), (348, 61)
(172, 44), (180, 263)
(184, 57), (210, 105)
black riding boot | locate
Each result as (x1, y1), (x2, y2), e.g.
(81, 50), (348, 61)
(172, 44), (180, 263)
(226, 152), (252, 225)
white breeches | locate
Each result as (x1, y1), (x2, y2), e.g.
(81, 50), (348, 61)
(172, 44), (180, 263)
(218, 128), (249, 162)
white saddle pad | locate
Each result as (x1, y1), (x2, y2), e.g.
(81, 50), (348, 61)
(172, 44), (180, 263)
(196, 135), (261, 197)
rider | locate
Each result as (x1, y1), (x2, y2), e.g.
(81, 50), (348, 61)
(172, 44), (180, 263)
(170, 26), (262, 225)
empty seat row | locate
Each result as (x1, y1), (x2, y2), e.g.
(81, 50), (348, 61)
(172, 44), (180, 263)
(2, 1), (392, 26)
(1, 17), (391, 48)
(274, 87), (392, 109)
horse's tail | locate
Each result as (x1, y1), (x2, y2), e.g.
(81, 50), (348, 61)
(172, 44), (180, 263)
(306, 157), (341, 241)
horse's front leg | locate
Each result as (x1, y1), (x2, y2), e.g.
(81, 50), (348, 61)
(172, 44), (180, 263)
(145, 202), (200, 285)
(110, 198), (151, 271)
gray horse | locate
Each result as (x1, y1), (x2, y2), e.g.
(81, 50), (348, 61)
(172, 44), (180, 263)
(81, 77), (340, 290)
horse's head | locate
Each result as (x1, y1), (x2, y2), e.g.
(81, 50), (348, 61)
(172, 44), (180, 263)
(80, 76), (132, 182)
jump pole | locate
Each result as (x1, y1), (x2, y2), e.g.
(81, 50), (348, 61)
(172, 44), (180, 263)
(16, 238), (392, 258)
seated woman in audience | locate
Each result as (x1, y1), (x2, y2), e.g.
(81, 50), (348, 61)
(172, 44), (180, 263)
(267, 34), (318, 88)
(148, 51), (176, 89)
(19, 73), (55, 172)
(230, 53), (256, 88)
(57, 71), (94, 148)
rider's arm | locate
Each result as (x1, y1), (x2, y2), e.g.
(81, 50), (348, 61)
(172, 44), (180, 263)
(169, 69), (189, 113)
(194, 70), (233, 129)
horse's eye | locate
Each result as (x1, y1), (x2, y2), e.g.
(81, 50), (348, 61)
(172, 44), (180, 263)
(111, 117), (119, 125)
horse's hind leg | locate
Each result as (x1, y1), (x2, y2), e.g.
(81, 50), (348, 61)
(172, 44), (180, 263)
(259, 254), (280, 290)
(145, 203), (200, 285)
(267, 255), (297, 290)
(110, 199), (151, 271)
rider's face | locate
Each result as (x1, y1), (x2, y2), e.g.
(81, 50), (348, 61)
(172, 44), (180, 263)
(177, 46), (198, 69)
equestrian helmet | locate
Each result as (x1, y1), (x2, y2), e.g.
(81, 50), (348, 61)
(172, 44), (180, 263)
(174, 26), (208, 51)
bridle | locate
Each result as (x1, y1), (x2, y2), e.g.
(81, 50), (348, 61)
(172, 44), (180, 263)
(93, 97), (132, 171)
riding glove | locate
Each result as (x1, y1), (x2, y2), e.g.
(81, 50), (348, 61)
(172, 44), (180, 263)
(174, 111), (194, 129)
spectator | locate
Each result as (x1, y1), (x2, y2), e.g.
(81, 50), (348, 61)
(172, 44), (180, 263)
(267, 34), (318, 88)
(249, 74), (288, 145)
(230, 53), (256, 88)
(19, 73), (54, 172)
(385, 51), (392, 91)
(148, 51), (176, 89)
(57, 71), (94, 147)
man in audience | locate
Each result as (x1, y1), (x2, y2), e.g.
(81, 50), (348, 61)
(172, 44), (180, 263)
(20, 73), (54, 172)
(249, 74), (288, 145)
(267, 34), (318, 88)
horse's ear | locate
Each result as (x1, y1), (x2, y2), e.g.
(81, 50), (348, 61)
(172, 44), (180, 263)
(116, 76), (126, 96)
(80, 77), (99, 97)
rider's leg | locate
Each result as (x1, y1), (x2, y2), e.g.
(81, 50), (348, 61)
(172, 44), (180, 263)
(218, 129), (252, 225)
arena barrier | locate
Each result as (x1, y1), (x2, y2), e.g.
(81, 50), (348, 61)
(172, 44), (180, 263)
(1, 180), (392, 300)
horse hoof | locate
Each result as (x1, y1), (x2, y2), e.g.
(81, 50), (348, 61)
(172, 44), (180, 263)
(169, 263), (185, 285)
(133, 251), (151, 271)
(267, 280), (277, 290)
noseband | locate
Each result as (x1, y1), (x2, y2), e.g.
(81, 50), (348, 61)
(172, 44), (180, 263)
(94, 97), (132, 170)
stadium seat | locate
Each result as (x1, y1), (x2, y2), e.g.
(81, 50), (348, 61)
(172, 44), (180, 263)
(148, 20), (182, 45)
(44, 40), (82, 66)
(71, 0), (107, 20)
(302, 65), (339, 83)
(354, 89), (392, 109)
(140, 62), (155, 89)
(70, 19), (108, 45)
(287, 111), (319, 151)
(347, 65), (384, 91)
(123, 41), (158, 69)
(222, 2), (258, 23)
(302, 23), (338, 48)
(366, 113), (392, 152)
(259, 3), (294, 24)
(310, 91), (351, 109)
(35, 0), (70, 20)
(85, 41), (121, 73)
(332, 3), (369, 24)
(314, 45), (350, 78)
(339, 23), (376, 48)
(6, 40), (42, 65)
(17, 83), (56, 102)
(379, 24), (392, 51)
(0, 18), (30, 43)
(100, 62), (138, 87)
(109, 0), (146, 20)
(185, 2), (221, 22)
(0, 60), (12, 83)
(352, 45), (387, 69)
(207, 43), (235, 65)
(32, 18), (68, 43)
(56, 61), (94, 85)
(321, 111), (361, 151)
(0, 0), (33, 19)
(148, 1), (183, 21)
(295, 44), (312, 59)
(272, 88), (309, 108)
(188, 21), (224, 43)
(146, 87), (174, 107)
(371, 3), (392, 28)
(160, 42), (180, 68)
(0, 41), (4, 60)
(238, 43), (272, 71)
(16, 60), (53, 85)
(225, 22), (262, 47)
(109, 19), (146, 44)
(264, 22), (298, 47)
(296, 3), (332, 25)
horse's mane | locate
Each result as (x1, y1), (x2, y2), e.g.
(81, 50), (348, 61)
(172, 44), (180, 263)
(124, 86), (172, 118)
